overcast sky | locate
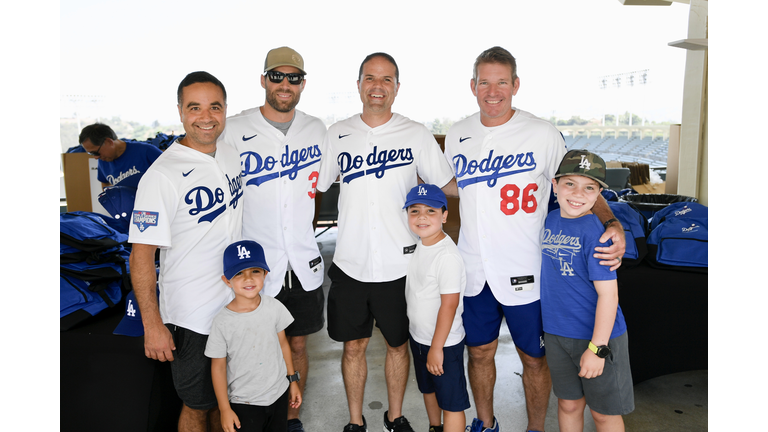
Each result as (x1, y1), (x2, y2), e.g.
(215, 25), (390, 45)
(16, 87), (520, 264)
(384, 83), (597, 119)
(60, 0), (691, 126)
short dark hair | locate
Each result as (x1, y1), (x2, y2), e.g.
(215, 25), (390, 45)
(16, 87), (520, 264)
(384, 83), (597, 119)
(473, 46), (518, 84)
(177, 71), (227, 105)
(79, 123), (117, 146)
(358, 52), (399, 83)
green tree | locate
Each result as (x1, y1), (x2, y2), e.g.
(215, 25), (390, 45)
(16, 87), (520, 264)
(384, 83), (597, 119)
(429, 117), (455, 135)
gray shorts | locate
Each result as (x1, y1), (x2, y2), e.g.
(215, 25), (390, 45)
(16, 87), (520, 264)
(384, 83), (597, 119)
(544, 332), (634, 416)
(166, 324), (218, 410)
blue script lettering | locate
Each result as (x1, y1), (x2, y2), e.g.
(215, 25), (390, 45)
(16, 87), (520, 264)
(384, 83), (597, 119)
(186, 186), (226, 223)
(226, 174), (244, 208)
(242, 145), (322, 187)
(339, 145), (413, 183)
(453, 150), (537, 188)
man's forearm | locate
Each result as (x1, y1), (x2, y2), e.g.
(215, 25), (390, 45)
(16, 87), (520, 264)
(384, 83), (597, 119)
(129, 243), (163, 328)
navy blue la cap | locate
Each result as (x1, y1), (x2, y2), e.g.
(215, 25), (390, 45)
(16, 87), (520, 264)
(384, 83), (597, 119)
(223, 240), (270, 280)
(403, 183), (447, 210)
(113, 287), (158, 337)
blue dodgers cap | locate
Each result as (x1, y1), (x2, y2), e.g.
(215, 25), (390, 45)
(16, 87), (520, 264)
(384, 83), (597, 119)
(223, 240), (271, 280)
(113, 288), (156, 337)
(403, 183), (448, 210)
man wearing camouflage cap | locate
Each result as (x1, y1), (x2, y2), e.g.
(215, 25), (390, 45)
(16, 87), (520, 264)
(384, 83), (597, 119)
(443, 46), (626, 432)
(218, 46), (326, 432)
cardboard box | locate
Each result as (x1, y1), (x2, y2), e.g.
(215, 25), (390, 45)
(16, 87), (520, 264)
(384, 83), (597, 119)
(61, 153), (108, 214)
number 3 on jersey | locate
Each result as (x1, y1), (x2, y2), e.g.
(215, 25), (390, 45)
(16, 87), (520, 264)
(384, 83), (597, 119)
(308, 171), (319, 199)
(500, 183), (538, 215)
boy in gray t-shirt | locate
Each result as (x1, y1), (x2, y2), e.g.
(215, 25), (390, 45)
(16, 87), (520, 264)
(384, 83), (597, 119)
(205, 240), (302, 432)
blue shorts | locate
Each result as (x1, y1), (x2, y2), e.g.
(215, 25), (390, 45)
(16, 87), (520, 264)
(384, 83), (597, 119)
(410, 337), (471, 413)
(462, 282), (545, 358)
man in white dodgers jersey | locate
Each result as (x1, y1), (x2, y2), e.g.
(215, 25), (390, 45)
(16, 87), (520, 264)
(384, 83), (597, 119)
(218, 46), (325, 432)
(316, 52), (457, 432)
(129, 71), (244, 431)
(443, 47), (626, 432)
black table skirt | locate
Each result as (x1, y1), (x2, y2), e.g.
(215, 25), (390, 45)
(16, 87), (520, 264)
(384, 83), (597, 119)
(60, 299), (182, 432)
(617, 260), (708, 384)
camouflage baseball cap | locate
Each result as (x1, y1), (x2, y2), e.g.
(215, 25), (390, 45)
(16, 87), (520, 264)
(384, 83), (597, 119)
(554, 149), (609, 189)
(264, 46), (306, 74)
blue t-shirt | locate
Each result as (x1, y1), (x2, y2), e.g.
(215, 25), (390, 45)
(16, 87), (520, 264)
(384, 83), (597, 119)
(540, 211), (627, 340)
(98, 142), (162, 189)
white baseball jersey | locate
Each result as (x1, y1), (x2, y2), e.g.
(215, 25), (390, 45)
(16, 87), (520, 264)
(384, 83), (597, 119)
(406, 236), (467, 347)
(219, 108), (326, 297)
(443, 109), (566, 306)
(128, 140), (244, 335)
(317, 113), (455, 283)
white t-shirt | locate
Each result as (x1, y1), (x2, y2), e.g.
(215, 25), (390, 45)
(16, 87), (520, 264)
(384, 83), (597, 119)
(128, 140), (244, 334)
(406, 236), (467, 347)
(220, 108), (326, 296)
(205, 295), (294, 406)
(443, 109), (566, 306)
(317, 113), (455, 283)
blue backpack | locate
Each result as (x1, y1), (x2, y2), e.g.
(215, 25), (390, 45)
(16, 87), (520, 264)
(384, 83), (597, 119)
(60, 211), (132, 330)
(649, 202), (708, 232)
(646, 216), (708, 273)
(607, 201), (648, 267)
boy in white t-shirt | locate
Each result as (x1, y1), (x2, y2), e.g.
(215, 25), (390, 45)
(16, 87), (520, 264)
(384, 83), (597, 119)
(403, 184), (470, 432)
(205, 240), (302, 432)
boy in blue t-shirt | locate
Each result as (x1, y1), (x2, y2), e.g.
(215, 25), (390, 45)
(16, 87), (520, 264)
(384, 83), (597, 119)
(540, 150), (634, 432)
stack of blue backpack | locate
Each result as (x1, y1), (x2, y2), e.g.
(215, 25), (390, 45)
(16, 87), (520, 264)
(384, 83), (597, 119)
(645, 202), (708, 273)
(60, 211), (133, 330)
(607, 198), (708, 272)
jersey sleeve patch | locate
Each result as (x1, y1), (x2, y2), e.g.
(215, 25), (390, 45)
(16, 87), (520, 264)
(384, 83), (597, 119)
(132, 211), (159, 232)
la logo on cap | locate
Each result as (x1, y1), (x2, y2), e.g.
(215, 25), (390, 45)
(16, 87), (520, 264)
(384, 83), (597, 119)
(418, 186), (428, 196)
(237, 245), (251, 260)
(578, 155), (591, 169)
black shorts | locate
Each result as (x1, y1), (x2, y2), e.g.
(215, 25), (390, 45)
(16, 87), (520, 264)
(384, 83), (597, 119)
(230, 388), (289, 432)
(326, 263), (409, 347)
(274, 270), (325, 337)
(165, 324), (217, 410)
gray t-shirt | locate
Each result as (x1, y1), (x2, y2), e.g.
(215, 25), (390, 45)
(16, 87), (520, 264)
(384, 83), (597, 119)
(205, 294), (294, 405)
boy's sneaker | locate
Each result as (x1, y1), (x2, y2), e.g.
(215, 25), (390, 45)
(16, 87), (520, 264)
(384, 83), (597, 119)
(429, 426), (444, 432)
(343, 416), (367, 432)
(383, 411), (415, 432)
(288, 419), (305, 432)
(465, 417), (499, 432)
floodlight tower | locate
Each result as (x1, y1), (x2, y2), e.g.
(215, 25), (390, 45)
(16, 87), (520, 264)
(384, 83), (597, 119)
(598, 69), (649, 127)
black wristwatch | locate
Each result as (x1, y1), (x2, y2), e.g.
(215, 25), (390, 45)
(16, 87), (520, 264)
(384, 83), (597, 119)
(287, 372), (300, 383)
(603, 218), (619, 230)
(588, 341), (611, 359)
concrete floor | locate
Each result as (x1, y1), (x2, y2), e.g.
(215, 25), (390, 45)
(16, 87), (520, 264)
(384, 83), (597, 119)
(297, 228), (707, 431)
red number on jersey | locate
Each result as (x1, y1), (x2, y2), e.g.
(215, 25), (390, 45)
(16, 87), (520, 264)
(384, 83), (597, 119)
(500, 183), (538, 215)
(308, 171), (319, 199)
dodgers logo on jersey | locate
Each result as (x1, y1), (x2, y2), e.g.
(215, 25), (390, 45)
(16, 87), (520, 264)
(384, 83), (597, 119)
(452, 150), (537, 188)
(541, 229), (582, 276)
(183, 168), (243, 224)
(338, 145), (414, 183)
(227, 174), (244, 209)
(241, 144), (322, 187)
(132, 211), (159, 232)
(106, 166), (140, 185)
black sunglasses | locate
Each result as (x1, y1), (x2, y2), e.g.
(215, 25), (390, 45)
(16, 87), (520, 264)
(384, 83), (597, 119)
(265, 70), (305, 85)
